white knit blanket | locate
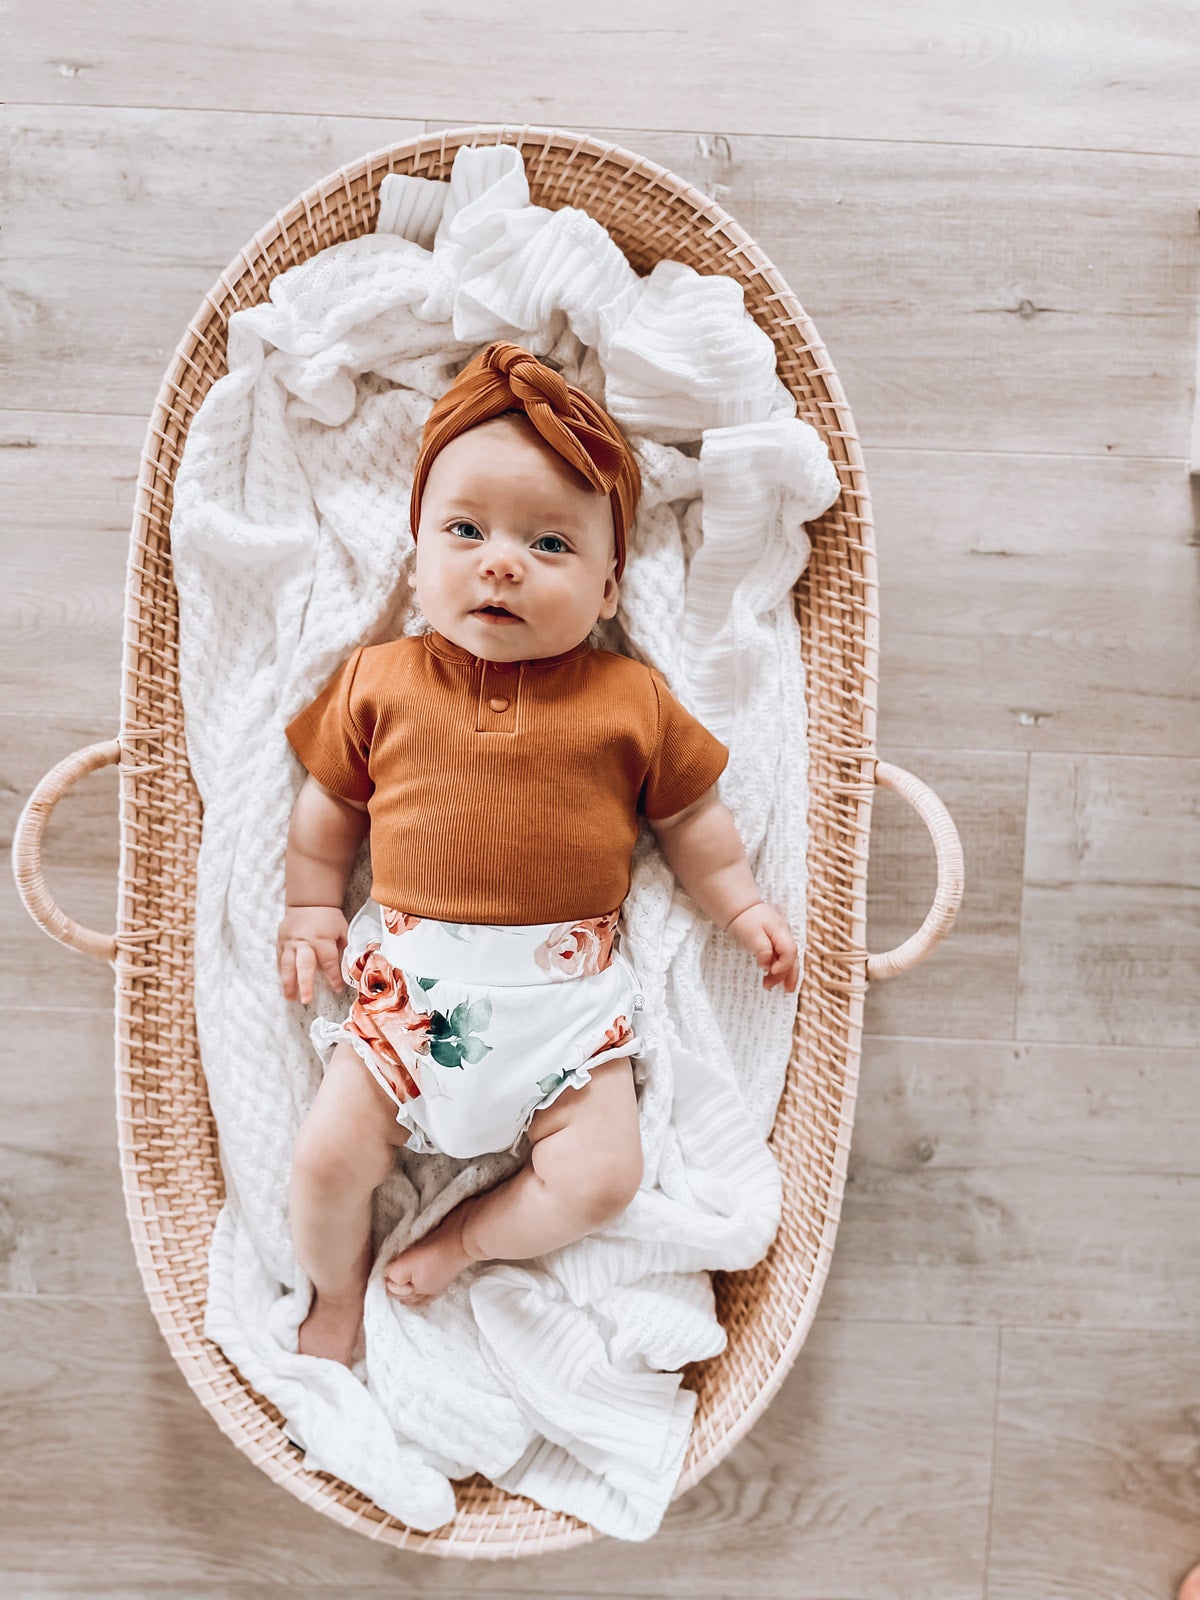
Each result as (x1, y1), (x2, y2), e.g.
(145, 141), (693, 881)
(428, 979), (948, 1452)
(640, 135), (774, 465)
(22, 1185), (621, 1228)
(170, 144), (839, 1542)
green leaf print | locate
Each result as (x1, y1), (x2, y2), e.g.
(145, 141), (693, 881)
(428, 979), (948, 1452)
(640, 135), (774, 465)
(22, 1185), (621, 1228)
(430, 1036), (464, 1068)
(416, 976), (438, 992)
(450, 998), (491, 1036)
(424, 996), (493, 1071)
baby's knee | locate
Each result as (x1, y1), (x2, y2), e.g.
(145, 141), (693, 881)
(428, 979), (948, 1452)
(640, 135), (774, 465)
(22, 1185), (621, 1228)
(564, 1142), (643, 1224)
(292, 1073), (395, 1195)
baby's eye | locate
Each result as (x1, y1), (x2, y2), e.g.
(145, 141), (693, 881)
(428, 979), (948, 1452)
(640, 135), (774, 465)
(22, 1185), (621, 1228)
(534, 535), (570, 554)
(449, 520), (483, 540)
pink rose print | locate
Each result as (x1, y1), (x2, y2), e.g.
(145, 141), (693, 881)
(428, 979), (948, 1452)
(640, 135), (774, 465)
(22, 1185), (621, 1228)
(382, 908), (422, 935)
(588, 1014), (636, 1058)
(534, 909), (621, 978)
(344, 942), (430, 1102)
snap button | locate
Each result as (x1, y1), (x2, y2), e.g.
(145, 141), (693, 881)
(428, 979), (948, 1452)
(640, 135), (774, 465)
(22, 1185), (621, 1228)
(488, 696), (511, 712)
(491, 661), (514, 675)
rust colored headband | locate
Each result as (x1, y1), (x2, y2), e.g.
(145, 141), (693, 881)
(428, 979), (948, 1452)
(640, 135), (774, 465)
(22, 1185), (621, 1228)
(408, 341), (641, 579)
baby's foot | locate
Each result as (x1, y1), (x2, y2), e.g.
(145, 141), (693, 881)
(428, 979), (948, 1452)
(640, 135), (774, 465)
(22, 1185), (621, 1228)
(384, 1201), (478, 1307)
(298, 1292), (364, 1367)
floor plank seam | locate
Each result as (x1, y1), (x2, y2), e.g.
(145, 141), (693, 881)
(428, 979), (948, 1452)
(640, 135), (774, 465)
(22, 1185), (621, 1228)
(980, 1325), (1003, 1600)
(1012, 750), (1032, 1042)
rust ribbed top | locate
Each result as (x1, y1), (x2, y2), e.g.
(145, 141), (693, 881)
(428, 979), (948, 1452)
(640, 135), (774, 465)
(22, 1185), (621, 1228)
(283, 630), (730, 925)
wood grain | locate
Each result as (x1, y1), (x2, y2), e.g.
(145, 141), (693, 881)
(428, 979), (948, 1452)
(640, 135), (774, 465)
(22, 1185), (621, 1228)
(821, 1036), (1200, 1330)
(987, 1329), (1200, 1600)
(1018, 754), (1200, 1047)
(7, 1), (1195, 155)
(0, 1007), (138, 1299)
(871, 451), (1200, 758)
(1, 413), (136, 727)
(1, 107), (423, 416)
(3, 108), (1195, 460)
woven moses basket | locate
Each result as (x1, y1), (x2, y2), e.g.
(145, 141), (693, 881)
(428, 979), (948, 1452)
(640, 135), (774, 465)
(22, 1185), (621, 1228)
(13, 125), (964, 1557)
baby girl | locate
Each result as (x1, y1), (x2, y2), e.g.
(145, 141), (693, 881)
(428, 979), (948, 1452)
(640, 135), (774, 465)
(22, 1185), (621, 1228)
(277, 341), (799, 1366)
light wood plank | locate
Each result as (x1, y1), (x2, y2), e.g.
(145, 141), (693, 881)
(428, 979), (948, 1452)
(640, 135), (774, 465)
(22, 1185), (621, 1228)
(3, 109), (1195, 460)
(864, 746), (1026, 1040)
(7, 1), (1196, 156)
(987, 1329), (1200, 1599)
(0, 1007), (139, 1299)
(0, 1298), (995, 1597)
(1, 107), (422, 417)
(1018, 754), (1200, 1046)
(872, 451), (1200, 757)
(821, 1037), (1200, 1330)
(1, 413), (137, 725)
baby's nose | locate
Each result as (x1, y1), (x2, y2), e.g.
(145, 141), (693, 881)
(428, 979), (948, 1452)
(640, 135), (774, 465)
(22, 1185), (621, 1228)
(481, 538), (523, 578)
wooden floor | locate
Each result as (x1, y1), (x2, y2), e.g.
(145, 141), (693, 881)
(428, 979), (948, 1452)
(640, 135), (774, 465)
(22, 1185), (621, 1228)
(3, 5), (1198, 1596)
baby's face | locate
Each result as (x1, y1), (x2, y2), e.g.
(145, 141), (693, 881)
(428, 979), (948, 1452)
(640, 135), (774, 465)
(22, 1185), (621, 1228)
(409, 414), (620, 662)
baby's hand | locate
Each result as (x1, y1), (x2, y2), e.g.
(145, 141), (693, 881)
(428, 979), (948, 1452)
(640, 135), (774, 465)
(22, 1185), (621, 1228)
(277, 904), (350, 1004)
(723, 901), (800, 994)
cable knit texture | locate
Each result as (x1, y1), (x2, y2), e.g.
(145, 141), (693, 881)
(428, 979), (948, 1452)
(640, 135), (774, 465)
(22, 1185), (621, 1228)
(170, 143), (841, 1541)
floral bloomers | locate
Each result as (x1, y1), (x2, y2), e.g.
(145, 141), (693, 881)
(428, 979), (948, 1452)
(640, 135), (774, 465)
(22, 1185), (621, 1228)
(308, 900), (646, 1159)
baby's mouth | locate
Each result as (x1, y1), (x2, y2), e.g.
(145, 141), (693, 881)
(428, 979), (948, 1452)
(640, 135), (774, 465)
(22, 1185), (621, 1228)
(473, 604), (519, 618)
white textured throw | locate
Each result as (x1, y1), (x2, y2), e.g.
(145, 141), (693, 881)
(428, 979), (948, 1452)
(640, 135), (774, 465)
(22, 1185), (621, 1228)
(170, 144), (840, 1542)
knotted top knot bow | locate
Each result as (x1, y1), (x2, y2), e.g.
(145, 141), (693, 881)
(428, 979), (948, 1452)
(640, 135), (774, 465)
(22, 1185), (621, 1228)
(409, 341), (641, 579)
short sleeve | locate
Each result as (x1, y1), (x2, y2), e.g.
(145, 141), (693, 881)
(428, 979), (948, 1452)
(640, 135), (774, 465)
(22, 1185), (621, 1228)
(284, 647), (374, 804)
(639, 667), (730, 821)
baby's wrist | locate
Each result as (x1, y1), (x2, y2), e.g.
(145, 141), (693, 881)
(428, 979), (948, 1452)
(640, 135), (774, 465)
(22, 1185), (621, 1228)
(279, 902), (347, 934)
(721, 899), (764, 932)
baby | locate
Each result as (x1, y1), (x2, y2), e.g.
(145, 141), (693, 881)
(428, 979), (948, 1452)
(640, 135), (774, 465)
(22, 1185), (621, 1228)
(277, 341), (799, 1366)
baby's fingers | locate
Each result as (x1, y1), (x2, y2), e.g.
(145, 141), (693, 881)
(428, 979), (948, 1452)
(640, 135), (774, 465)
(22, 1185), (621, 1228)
(762, 931), (799, 991)
(294, 943), (317, 1005)
(279, 942), (298, 1000)
(315, 937), (345, 991)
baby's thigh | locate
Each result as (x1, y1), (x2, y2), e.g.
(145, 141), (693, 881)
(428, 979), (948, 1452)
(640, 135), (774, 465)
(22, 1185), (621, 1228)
(302, 1041), (412, 1154)
(526, 1054), (640, 1180)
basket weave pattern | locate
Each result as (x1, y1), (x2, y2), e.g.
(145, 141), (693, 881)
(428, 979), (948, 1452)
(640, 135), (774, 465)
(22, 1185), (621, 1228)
(114, 126), (878, 1557)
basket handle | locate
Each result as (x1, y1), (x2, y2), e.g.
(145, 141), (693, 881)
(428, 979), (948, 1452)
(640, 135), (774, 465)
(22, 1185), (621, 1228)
(865, 760), (964, 982)
(11, 738), (123, 964)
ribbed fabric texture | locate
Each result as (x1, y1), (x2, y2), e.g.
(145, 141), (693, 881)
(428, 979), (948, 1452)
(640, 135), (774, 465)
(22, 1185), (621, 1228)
(284, 630), (730, 924)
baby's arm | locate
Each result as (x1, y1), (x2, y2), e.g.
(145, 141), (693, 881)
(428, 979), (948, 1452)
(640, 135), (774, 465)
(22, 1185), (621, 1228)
(277, 775), (370, 1004)
(648, 787), (800, 992)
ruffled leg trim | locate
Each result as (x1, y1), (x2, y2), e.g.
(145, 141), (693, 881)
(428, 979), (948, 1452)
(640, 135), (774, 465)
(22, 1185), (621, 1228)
(507, 1024), (645, 1154)
(307, 1016), (439, 1156)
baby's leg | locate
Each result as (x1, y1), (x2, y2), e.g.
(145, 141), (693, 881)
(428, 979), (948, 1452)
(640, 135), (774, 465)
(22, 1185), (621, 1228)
(384, 1055), (641, 1306)
(290, 1040), (411, 1364)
